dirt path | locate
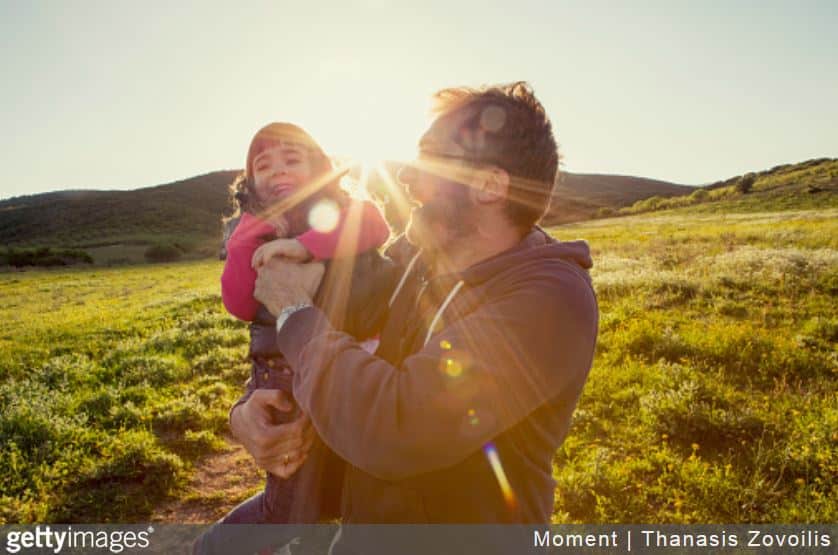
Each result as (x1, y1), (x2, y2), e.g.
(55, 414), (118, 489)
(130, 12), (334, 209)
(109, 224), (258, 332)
(152, 435), (263, 523)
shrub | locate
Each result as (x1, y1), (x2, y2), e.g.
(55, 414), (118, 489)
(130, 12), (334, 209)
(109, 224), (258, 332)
(634, 196), (664, 213)
(647, 279), (700, 308)
(737, 173), (756, 194)
(143, 243), (182, 262)
(609, 319), (693, 363)
(2, 247), (93, 267)
(688, 188), (709, 202)
(640, 368), (775, 455)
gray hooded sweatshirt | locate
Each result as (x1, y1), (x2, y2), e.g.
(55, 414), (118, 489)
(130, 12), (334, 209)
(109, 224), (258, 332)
(277, 227), (598, 526)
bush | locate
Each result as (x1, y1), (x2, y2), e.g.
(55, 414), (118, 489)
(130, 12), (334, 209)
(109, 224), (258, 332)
(737, 173), (756, 194)
(143, 243), (182, 262)
(688, 188), (709, 202)
(2, 247), (93, 267)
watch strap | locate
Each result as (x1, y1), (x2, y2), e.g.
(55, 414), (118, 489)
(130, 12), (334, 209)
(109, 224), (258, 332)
(275, 302), (313, 334)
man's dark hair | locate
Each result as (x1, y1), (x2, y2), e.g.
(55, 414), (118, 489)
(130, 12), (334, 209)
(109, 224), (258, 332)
(430, 81), (560, 232)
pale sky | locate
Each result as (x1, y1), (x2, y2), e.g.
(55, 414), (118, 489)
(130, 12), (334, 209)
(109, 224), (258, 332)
(1, 0), (836, 199)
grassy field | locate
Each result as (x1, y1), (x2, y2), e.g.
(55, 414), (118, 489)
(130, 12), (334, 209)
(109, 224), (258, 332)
(1, 207), (835, 524)
(0, 261), (250, 523)
(552, 207), (836, 522)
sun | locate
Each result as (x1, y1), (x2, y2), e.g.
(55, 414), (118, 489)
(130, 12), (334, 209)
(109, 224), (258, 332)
(310, 115), (427, 229)
(315, 114), (422, 175)
(347, 143), (388, 175)
(328, 137), (414, 205)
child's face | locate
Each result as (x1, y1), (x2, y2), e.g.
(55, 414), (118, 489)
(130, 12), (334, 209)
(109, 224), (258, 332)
(252, 140), (314, 203)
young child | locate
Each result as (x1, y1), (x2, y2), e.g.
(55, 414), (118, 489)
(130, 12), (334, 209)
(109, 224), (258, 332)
(221, 122), (390, 323)
(211, 123), (389, 538)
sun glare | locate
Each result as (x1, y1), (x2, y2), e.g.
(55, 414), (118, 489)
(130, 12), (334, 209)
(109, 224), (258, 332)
(348, 146), (387, 175)
(313, 114), (427, 235)
(318, 115), (421, 181)
(308, 198), (341, 233)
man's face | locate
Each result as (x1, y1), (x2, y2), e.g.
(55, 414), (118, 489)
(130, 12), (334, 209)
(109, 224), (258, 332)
(399, 115), (479, 251)
(252, 141), (313, 204)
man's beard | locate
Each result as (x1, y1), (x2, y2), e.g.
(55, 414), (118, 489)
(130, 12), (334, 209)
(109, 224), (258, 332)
(405, 185), (477, 253)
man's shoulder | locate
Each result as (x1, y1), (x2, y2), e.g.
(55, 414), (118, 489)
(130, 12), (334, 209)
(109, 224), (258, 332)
(484, 248), (594, 299)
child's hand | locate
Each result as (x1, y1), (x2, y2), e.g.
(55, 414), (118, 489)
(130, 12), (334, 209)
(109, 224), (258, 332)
(252, 239), (312, 268)
(263, 213), (291, 238)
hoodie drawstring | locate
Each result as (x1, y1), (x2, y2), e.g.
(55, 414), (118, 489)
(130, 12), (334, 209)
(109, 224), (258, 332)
(388, 250), (423, 308)
(423, 280), (465, 347)
(387, 249), (466, 347)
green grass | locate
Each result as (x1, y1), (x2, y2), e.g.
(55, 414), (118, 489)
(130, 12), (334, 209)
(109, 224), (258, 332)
(551, 207), (837, 523)
(0, 261), (249, 523)
(0, 206), (835, 524)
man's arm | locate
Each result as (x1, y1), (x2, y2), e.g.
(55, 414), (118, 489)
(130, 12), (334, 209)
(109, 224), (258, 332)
(278, 267), (598, 481)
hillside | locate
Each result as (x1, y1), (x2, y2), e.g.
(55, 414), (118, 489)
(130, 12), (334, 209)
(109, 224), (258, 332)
(544, 173), (693, 224)
(619, 158), (838, 216)
(0, 167), (689, 260)
(1, 158), (833, 265)
(364, 162), (692, 227)
(0, 171), (239, 255)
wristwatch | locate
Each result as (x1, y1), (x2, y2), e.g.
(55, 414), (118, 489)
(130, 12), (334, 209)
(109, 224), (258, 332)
(275, 302), (313, 334)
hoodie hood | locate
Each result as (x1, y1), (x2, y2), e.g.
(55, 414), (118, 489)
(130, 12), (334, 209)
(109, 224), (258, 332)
(460, 227), (593, 286)
(383, 227), (595, 310)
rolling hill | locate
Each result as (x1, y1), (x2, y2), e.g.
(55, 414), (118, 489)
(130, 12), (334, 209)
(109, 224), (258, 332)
(0, 167), (689, 254)
(1, 157), (834, 265)
(357, 162), (694, 227)
(0, 171), (239, 258)
(543, 173), (693, 224)
(617, 157), (838, 216)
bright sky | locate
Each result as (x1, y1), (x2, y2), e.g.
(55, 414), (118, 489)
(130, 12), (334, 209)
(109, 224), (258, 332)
(1, 0), (836, 199)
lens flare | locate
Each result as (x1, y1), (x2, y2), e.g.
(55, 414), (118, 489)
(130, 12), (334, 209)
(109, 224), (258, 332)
(439, 339), (452, 350)
(308, 199), (340, 232)
(483, 442), (517, 510)
(443, 357), (463, 378)
(480, 105), (506, 132)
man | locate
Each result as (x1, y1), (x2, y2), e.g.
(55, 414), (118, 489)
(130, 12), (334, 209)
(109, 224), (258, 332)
(233, 82), (598, 531)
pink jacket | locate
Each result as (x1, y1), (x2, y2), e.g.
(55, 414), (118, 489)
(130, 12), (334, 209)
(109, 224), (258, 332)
(221, 200), (390, 321)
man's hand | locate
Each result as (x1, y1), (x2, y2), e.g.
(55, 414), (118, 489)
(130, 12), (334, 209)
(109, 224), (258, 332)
(254, 258), (325, 316)
(230, 390), (315, 479)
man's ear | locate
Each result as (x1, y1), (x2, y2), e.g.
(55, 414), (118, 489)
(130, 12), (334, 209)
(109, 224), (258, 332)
(473, 167), (510, 204)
